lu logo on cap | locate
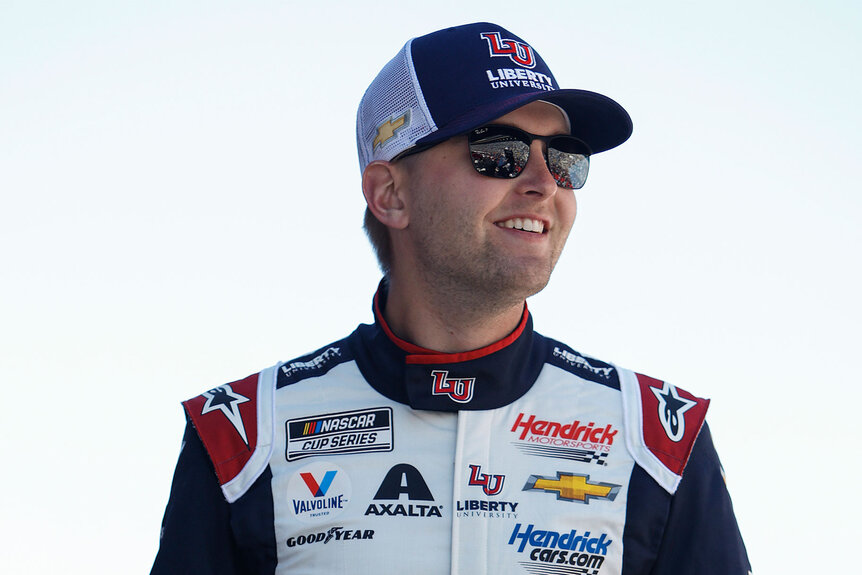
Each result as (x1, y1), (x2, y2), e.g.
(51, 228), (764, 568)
(480, 31), (536, 68)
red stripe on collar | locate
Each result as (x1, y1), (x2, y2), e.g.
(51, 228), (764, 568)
(373, 289), (530, 365)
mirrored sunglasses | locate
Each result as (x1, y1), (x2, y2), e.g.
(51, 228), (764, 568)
(468, 124), (591, 190)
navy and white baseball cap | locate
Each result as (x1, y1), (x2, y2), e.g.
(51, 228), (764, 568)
(356, 22), (632, 172)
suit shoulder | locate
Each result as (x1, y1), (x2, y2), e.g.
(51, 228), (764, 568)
(182, 365), (279, 503)
(617, 368), (710, 493)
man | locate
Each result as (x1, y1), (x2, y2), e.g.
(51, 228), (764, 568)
(152, 22), (751, 574)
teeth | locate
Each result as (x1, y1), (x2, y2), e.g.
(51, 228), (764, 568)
(497, 218), (545, 233)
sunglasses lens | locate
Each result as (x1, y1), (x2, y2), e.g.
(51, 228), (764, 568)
(469, 127), (529, 179)
(548, 145), (590, 190)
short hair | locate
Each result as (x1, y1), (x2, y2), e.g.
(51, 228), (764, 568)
(363, 206), (392, 274)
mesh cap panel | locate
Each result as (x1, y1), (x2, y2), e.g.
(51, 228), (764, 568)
(356, 40), (435, 171)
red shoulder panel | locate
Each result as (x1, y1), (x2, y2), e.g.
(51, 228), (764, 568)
(183, 372), (260, 486)
(635, 373), (709, 476)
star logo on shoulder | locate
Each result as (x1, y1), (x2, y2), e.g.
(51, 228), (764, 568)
(651, 380), (697, 442)
(201, 384), (251, 448)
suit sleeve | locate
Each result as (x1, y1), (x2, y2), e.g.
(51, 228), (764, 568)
(150, 419), (245, 575)
(650, 423), (751, 574)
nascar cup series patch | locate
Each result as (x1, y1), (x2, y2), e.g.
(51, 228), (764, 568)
(285, 407), (394, 461)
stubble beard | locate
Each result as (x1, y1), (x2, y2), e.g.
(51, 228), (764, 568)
(413, 231), (562, 322)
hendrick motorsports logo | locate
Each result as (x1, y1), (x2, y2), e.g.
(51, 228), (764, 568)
(286, 407), (393, 461)
(287, 462), (352, 523)
(523, 472), (620, 504)
(510, 412), (617, 466)
(509, 523), (613, 573)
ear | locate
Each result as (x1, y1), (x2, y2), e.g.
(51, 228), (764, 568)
(362, 161), (409, 230)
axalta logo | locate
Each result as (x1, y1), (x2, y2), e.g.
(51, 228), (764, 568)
(285, 407), (394, 461)
(509, 523), (612, 572)
(287, 462), (351, 523)
(523, 472), (620, 504)
(431, 370), (475, 403)
(286, 526), (374, 548)
(480, 32), (536, 68)
(364, 464), (443, 518)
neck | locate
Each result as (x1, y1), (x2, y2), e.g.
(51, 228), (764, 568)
(381, 271), (526, 353)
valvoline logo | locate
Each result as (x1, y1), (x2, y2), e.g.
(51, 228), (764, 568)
(288, 462), (352, 523)
(480, 31), (536, 68)
(300, 470), (337, 497)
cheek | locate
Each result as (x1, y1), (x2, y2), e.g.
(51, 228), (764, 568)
(558, 191), (578, 230)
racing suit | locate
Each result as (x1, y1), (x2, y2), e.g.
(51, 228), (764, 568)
(152, 288), (751, 574)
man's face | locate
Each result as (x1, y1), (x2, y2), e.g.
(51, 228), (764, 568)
(395, 101), (577, 305)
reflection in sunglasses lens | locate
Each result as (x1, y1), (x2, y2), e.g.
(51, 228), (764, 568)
(470, 140), (528, 179)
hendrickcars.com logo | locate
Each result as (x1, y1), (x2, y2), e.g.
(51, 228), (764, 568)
(508, 523), (612, 573)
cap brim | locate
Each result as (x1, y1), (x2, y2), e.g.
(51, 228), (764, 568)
(416, 89), (632, 155)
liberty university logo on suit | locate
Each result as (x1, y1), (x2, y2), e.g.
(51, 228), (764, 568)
(431, 370), (475, 403)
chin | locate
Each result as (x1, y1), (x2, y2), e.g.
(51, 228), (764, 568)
(493, 268), (553, 301)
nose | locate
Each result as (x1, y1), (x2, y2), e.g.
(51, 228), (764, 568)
(515, 140), (559, 198)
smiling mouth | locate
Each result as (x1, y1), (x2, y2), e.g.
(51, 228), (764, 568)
(496, 218), (546, 234)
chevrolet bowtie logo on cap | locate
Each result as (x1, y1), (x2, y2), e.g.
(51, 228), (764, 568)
(373, 112), (410, 149)
(523, 472), (621, 504)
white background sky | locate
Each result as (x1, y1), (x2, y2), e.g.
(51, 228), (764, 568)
(1, 1), (859, 572)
